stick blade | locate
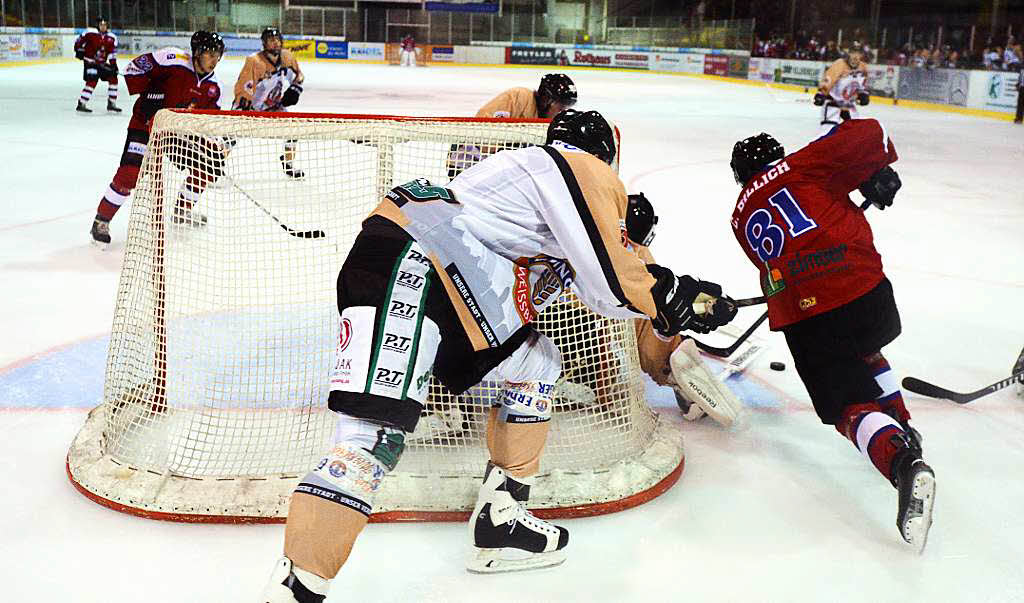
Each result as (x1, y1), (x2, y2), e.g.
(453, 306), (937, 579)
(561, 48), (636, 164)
(901, 377), (968, 403)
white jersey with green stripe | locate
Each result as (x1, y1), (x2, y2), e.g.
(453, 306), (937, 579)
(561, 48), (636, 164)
(389, 143), (656, 351)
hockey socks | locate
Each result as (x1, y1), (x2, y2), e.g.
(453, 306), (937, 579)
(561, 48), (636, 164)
(839, 405), (910, 482)
(866, 354), (910, 422)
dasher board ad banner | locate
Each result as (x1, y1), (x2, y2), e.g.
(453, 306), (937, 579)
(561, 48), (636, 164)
(566, 48), (649, 69)
(898, 67), (969, 106)
(507, 47), (557, 65)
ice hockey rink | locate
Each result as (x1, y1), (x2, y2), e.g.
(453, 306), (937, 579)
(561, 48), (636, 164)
(2, 57), (1023, 602)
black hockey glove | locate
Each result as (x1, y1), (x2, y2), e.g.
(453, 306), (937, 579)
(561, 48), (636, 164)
(857, 91), (870, 105)
(813, 92), (827, 106)
(647, 265), (735, 337)
(97, 63), (117, 79)
(282, 84), (303, 107)
(75, 49), (85, 60)
(858, 165), (901, 210)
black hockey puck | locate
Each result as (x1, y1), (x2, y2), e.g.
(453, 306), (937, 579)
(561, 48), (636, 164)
(770, 361), (786, 371)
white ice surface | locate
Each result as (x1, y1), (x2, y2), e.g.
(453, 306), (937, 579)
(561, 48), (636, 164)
(1, 59), (1023, 602)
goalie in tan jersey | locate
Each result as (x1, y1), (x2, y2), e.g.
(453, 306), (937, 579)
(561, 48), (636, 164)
(447, 74), (578, 179)
(258, 110), (739, 601)
(814, 48), (870, 135)
(233, 27), (306, 178)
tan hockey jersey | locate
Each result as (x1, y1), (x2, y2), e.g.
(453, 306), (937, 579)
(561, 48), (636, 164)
(370, 142), (658, 352)
(475, 87), (539, 119)
(233, 49), (304, 109)
(820, 58), (868, 102)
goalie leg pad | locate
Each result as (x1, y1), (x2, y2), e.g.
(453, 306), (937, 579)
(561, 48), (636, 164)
(295, 414), (403, 517)
(669, 338), (744, 427)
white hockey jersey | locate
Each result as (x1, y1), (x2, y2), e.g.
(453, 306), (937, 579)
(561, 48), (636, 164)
(370, 142), (659, 352)
(822, 58), (868, 106)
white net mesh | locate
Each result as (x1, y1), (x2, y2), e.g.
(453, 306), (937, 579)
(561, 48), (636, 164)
(67, 110), (683, 521)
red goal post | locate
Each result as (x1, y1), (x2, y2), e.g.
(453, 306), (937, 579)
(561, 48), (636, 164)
(66, 109), (681, 523)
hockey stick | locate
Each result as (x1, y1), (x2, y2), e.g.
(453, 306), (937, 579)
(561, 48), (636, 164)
(901, 370), (1024, 405)
(732, 295), (766, 308)
(689, 311), (769, 358)
(228, 180), (326, 239)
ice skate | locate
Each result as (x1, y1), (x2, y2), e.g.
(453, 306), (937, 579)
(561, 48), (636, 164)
(281, 155), (305, 179)
(259, 557), (329, 603)
(90, 216), (111, 248)
(893, 450), (936, 554)
(107, 100), (122, 113)
(76, 100), (92, 113)
(467, 463), (568, 574)
(171, 204), (208, 228)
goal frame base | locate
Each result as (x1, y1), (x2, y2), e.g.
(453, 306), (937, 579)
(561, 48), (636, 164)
(66, 404), (684, 524)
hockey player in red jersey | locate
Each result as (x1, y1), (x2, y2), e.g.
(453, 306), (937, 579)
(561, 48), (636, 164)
(89, 31), (225, 247)
(728, 118), (936, 553)
(74, 17), (120, 113)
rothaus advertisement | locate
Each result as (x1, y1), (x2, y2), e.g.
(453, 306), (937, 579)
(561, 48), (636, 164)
(898, 67), (969, 106)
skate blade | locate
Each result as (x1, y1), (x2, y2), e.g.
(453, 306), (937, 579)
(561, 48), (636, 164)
(466, 547), (566, 574)
(902, 471), (936, 555)
(90, 239), (110, 251)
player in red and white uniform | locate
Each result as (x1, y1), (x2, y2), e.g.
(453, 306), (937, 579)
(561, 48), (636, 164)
(728, 119), (936, 552)
(89, 31), (225, 247)
(399, 34), (417, 67)
(74, 17), (120, 113)
(813, 48), (870, 135)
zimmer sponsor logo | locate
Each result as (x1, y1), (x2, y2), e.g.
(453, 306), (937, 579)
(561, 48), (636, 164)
(787, 244), (848, 277)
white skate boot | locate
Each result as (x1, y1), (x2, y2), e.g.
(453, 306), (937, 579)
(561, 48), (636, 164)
(467, 463), (568, 574)
(258, 557), (329, 603)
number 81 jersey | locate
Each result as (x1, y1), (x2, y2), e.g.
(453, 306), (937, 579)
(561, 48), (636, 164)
(729, 118), (899, 329)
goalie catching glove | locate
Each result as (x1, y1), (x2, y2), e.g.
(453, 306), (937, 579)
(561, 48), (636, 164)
(282, 83), (303, 107)
(646, 265), (737, 337)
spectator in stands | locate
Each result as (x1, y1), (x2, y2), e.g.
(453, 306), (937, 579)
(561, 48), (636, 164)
(1015, 62), (1023, 124)
(984, 46), (1003, 70)
(823, 40), (842, 61)
(945, 50), (960, 69)
(1005, 42), (1021, 71)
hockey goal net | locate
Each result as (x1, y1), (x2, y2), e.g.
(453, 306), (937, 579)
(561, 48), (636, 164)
(66, 109), (683, 523)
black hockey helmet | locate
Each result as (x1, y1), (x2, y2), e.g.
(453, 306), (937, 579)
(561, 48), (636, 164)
(95, 16), (109, 30)
(546, 109), (616, 165)
(538, 74), (577, 105)
(626, 192), (658, 246)
(261, 27), (282, 44)
(191, 30), (225, 56)
(730, 133), (784, 185)
(537, 74), (577, 116)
